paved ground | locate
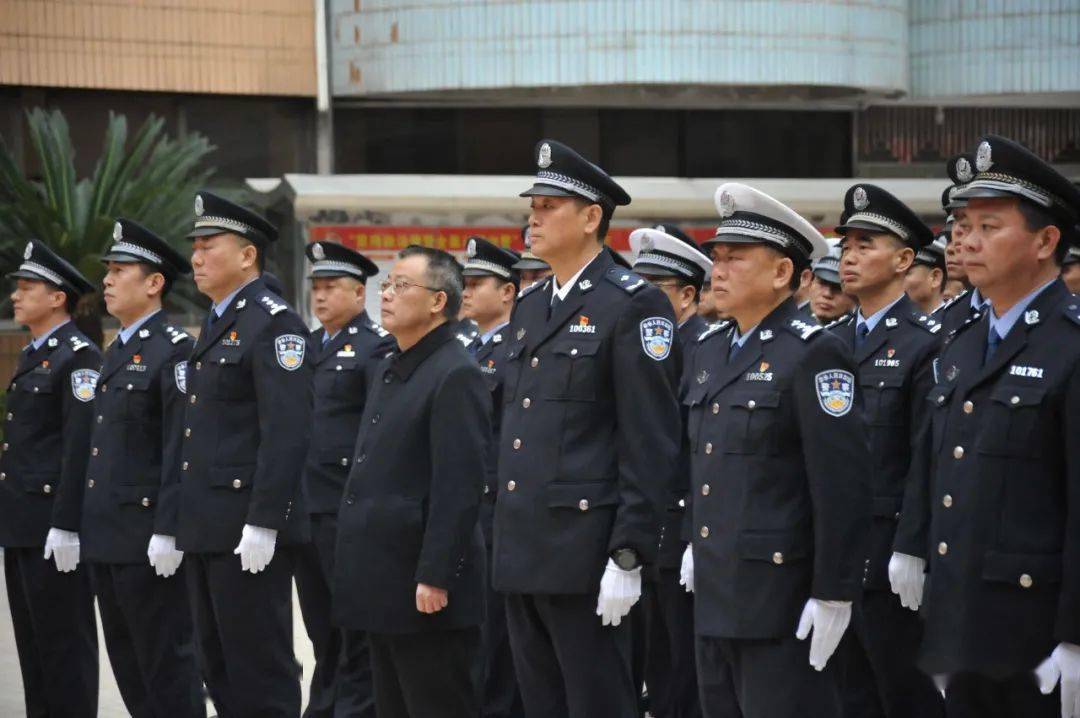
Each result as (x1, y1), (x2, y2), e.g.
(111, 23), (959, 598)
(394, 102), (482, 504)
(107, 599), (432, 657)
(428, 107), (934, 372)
(0, 549), (317, 717)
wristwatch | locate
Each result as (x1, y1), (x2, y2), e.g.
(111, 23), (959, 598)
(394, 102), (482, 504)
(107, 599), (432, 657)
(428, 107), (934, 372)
(611, 547), (641, 571)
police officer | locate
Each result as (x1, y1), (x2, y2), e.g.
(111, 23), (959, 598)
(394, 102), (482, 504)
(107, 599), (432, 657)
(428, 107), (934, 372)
(296, 240), (391, 718)
(891, 135), (1080, 718)
(810, 241), (856, 324)
(178, 191), (313, 716)
(459, 236), (525, 718)
(515, 225), (553, 289)
(80, 220), (203, 717)
(938, 153), (991, 335)
(493, 139), (681, 717)
(0, 239), (100, 717)
(1061, 245), (1080, 294)
(333, 246), (489, 718)
(906, 235), (949, 316)
(629, 223), (712, 718)
(682, 183), (871, 718)
(828, 185), (945, 718)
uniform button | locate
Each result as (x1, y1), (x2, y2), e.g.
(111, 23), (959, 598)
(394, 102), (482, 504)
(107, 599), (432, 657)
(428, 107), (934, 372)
(578, 499), (589, 511)
(336, 365), (342, 371)
(371, 413), (380, 424)
(141, 497), (151, 507)
(345, 494), (355, 505)
(937, 395), (946, 405)
(878, 380), (885, 388)
(5, 412), (11, 420)
(530, 357), (539, 368)
(357, 454), (366, 463)
(700, 526), (709, 539)
(91, 447), (98, 456)
(1010, 395), (1020, 406)
(384, 375), (392, 383)
(507, 480), (516, 491)
(712, 403), (720, 414)
(522, 398), (531, 408)
(702, 484), (710, 496)
(705, 442), (713, 454)
(195, 361), (202, 370)
(0, 472), (5, 481)
(190, 395), (197, 404)
(43, 484), (52, 494)
(678, 498), (686, 508)
(2, 442), (7, 451)
(953, 446), (964, 459)
(942, 494), (953, 508)
(340, 457), (348, 466)
(963, 401), (974, 413)
(1019, 574), (1033, 589)
(87, 479), (94, 488)
(747, 400), (756, 409)
(773, 552), (784, 565)
(483, 485), (490, 495)
(937, 541), (948, 555)
(512, 438), (522, 450)
(184, 428), (191, 438)
(97, 415), (103, 423)
(231, 479), (242, 489)
(126, 383), (133, 390)
(182, 461), (189, 471)
(33, 386), (39, 393)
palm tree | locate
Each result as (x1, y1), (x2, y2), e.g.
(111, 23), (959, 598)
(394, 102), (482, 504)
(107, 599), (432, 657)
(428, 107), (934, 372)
(0, 108), (216, 344)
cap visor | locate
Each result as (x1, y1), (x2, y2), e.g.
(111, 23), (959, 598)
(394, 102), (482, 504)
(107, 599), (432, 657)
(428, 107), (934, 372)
(511, 259), (549, 270)
(99, 251), (144, 264)
(308, 268), (363, 280)
(633, 264), (682, 279)
(952, 186), (1017, 201)
(186, 225), (230, 239)
(7, 268), (51, 283)
(834, 219), (897, 236)
(813, 269), (841, 285)
(519, 183), (581, 199)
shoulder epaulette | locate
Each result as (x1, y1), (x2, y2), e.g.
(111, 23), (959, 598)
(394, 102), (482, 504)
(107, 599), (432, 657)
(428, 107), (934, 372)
(517, 278), (549, 300)
(604, 268), (647, 294)
(1065, 301), (1080, 328)
(949, 309), (985, 341)
(822, 312), (854, 331)
(941, 290), (969, 313)
(69, 335), (90, 352)
(257, 293), (287, 316)
(697, 320), (731, 343)
(366, 320), (389, 338)
(163, 324), (191, 344)
(786, 317), (822, 341)
(909, 311), (943, 334)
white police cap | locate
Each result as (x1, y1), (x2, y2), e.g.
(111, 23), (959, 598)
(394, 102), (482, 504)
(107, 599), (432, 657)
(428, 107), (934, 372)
(705, 183), (828, 262)
(629, 226), (712, 284)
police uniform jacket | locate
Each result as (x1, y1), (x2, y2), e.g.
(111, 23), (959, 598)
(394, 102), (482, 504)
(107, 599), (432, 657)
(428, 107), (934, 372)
(686, 298), (871, 639)
(176, 277), (313, 553)
(333, 321), (489, 634)
(303, 311), (395, 516)
(81, 313), (193, 563)
(938, 290), (983, 336)
(894, 279), (1080, 677)
(657, 313), (708, 569)
(475, 326), (510, 547)
(0, 323), (101, 547)
(826, 295), (941, 590)
(493, 250), (681, 595)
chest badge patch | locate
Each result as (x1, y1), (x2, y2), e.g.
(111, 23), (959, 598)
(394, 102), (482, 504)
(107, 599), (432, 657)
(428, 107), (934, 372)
(71, 368), (100, 402)
(337, 344), (356, 358)
(222, 330), (241, 347)
(275, 334), (306, 371)
(696, 369), (709, 385)
(640, 317), (674, 361)
(569, 315), (596, 334)
(174, 361), (188, 394)
(814, 369), (855, 417)
(746, 361), (773, 382)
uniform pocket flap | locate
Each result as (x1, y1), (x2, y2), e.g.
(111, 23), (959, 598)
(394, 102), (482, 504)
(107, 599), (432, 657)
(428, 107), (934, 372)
(871, 495), (903, 518)
(330, 358), (361, 370)
(552, 339), (601, 358)
(114, 484), (160, 507)
(209, 465), (255, 490)
(737, 529), (810, 563)
(861, 374), (905, 389)
(20, 473), (59, 495)
(982, 551), (1061, 586)
(116, 373), (153, 391)
(318, 448), (352, 467)
(989, 385), (1045, 409)
(728, 391), (781, 410)
(208, 350), (243, 366)
(683, 381), (709, 407)
(19, 376), (53, 394)
(546, 480), (618, 510)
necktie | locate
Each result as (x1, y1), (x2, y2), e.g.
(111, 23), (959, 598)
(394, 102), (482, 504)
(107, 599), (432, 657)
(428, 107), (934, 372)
(321, 333), (330, 349)
(207, 310), (220, 332)
(855, 323), (870, 350)
(548, 292), (563, 321)
(984, 327), (1002, 365)
(728, 337), (742, 361)
(467, 338), (481, 358)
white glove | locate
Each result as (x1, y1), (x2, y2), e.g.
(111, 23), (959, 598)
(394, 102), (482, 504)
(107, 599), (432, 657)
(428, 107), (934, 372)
(888, 552), (926, 611)
(795, 598), (852, 671)
(1035, 642), (1080, 718)
(679, 544), (694, 593)
(595, 558), (642, 627)
(232, 524), (277, 574)
(147, 534), (184, 578)
(43, 528), (80, 573)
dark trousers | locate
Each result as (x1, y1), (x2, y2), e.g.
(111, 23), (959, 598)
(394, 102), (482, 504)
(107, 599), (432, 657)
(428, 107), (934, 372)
(944, 671), (1059, 718)
(3, 546), (98, 718)
(481, 543), (523, 718)
(186, 549), (300, 718)
(369, 627), (480, 718)
(295, 515), (374, 718)
(631, 589), (650, 713)
(648, 569), (702, 718)
(696, 634), (838, 718)
(89, 561), (204, 718)
(505, 592), (637, 718)
(838, 590), (944, 718)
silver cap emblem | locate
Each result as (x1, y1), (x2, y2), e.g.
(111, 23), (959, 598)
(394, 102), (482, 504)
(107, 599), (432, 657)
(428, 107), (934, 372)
(538, 143), (552, 169)
(23, 242), (32, 260)
(194, 194), (204, 216)
(718, 191), (736, 218)
(312, 243), (325, 261)
(467, 238), (477, 258)
(113, 222), (123, 241)
(853, 187), (869, 211)
(976, 141), (993, 172)
(955, 157), (973, 183)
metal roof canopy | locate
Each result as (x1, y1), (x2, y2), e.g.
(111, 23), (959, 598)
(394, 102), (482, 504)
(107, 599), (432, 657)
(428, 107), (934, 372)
(248, 174), (951, 225)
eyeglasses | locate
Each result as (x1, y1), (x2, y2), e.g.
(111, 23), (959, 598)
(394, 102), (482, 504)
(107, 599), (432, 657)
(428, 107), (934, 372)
(379, 277), (441, 297)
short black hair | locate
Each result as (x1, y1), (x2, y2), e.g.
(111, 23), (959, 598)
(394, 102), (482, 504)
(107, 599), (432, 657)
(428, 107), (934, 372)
(787, 257), (810, 291)
(1017, 200), (1069, 265)
(574, 198), (612, 241)
(235, 235), (266, 272)
(136, 263), (174, 298)
(399, 245), (463, 319)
